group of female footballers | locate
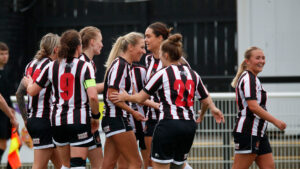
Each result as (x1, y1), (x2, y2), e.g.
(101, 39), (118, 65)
(12, 21), (286, 169)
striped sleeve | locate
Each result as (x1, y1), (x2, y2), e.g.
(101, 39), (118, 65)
(195, 72), (208, 100)
(35, 63), (50, 88)
(84, 62), (96, 80)
(143, 69), (164, 95)
(243, 73), (257, 100)
(107, 60), (125, 90)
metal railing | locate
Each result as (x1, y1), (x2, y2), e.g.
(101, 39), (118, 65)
(189, 92), (300, 169)
(2, 92), (300, 169)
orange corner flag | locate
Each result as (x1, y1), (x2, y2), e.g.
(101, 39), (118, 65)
(8, 128), (21, 169)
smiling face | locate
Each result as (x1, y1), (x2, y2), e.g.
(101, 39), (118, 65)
(92, 32), (103, 55)
(145, 28), (163, 53)
(246, 49), (265, 75)
(130, 38), (146, 62)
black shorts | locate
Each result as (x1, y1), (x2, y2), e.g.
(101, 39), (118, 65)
(101, 116), (132, 138)
(151, 119), (196, 165)
(52, 124), (93, 147)
(87, 130), (102, 150)
(129, 115), (146, 150)
(233, 132), (272, 155)
(0, 112), (12, 139)
(26, 117), (55, 149)
(144, 119), (158, 137)
(135, 130), (146, 150)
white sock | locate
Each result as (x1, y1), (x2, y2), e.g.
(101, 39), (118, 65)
(184, 163), (193, 169)
(70, 167), (85, 169)
(148, 167), (153, 169)
(61, 165), (70, 169)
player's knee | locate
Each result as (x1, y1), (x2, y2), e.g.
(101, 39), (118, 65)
(70, 157), (86, 169)
(170, 163), (184, 169)
(130, 158), (142, 168)
(265, 162), (275, 169)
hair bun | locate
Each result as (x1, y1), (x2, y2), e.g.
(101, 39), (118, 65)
(168, 33), (182, 46)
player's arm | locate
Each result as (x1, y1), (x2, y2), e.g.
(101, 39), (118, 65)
(0, 94), (19, 130)
(96, 82), (104, 93)
(110, 88), (150, 105)
(108, 88), (147, 121)
(85, 79), (100, 133)
(247, 100), (286, 130)
(25, 75), (43, 96)
(195, 72), (224, 124)
(16, 78), (28, 124)
(197, 95), (224, 124)
(139, 99), (159, 110)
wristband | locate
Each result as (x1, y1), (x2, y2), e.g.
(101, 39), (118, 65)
(92, 112), (100, 119)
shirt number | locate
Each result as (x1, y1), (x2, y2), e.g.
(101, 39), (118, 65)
(26, 67), (41, 83)
(174, 79), (195, 107)
(60, 73), (74, 101)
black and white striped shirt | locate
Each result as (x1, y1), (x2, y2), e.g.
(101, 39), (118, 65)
(234, 70), (268, 137)
(143, 64), (208, 120)
(145, 54), (162, 120)
(79, 53), (97, 73)
(35, 58), (96, 126)
(129, 64), (147, 131)
(25, 58), (52, 119)
(79, 53), (96, 117)
(103, 56), (132, 117)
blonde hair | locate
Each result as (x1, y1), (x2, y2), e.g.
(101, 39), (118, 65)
(231, 46), (262, 88)
(35, 33), (60, 60)
(104, 32), (144, 79)
(79, 26), (101, 50)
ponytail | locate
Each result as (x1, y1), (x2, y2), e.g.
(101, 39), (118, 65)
(35, 33), (60, 60)
(58, 30), (81, 63)
(104, 36), (125, 79)
(231, 60), (247, 88)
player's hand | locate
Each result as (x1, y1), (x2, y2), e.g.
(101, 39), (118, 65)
(274, 119), (286, 131)
(23, 75), (33, 88)
(211, 107), (225, 124)
(132, 111), (147, 122)
(91, 118), (99, 134)
(154, 102), (160, 110)
(110, 88), (129, 103)
(196, 110), (205, 124)
(10, 115), (19, 133)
